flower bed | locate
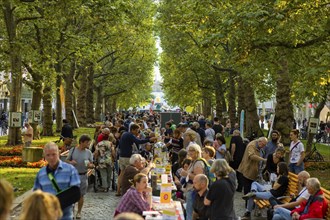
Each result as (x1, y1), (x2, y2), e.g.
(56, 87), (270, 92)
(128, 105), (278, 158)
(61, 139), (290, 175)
(0, 146), (23, 156)
(0, 156), (47, 168)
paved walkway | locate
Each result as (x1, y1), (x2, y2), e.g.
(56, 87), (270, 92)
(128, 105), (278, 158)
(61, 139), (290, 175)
(11, 188), (266, 220)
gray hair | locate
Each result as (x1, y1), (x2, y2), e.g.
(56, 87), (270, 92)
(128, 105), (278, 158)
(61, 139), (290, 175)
(298, 171), (310, 179)
(306, 177), (321, 192)
(258, 137), (268, 142)
(102, 128), (110, 134)
(188, 144), (202, 158)
(43, 142), (59, 154)
(210, 159), (233, 178)
(129, 154), (143, 165)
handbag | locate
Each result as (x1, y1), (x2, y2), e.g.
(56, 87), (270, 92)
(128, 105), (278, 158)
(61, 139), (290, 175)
(48, 172), (81, 209)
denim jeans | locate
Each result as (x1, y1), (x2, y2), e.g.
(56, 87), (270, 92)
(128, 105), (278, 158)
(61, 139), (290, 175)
(62, 205), (73, 220)
(185, 190), (194, 220)
(272, 207), (292, 220)
(247, 182), (273, 212)
(289, 162), (304, 174)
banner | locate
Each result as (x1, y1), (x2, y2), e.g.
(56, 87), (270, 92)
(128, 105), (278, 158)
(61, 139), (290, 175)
(60, 84), (66, 119)
(240, 110), (244, 138)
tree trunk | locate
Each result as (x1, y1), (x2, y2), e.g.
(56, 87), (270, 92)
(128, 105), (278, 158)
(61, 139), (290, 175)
(76, 65), (87, 126)
(85, 65), (94, 124)
(273, 59), (294, 145)
(306, 100), (326, 152)
(95, 86), (102, 121)
(42, 85), (53, 136)
(214, 74), (225, 119)
(202, 89), (212, 118)
(228, 71), (237, 127)
(4, 1), (23, 145)
(104, 98), (110, 113)
(243, 81), (262, 139)
(55, 65), (62, 132)
(111, 98), (117, 114)
(30, 75), (43, 139)
(65, 60), (75, 126)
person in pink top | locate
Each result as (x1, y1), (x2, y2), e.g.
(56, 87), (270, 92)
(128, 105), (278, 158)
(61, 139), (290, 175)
(114, 173), (152, 217)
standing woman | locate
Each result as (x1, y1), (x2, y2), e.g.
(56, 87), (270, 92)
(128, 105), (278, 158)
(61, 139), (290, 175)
(180, 144), (205, 220)
(204, 159), (237, 220)
(289, 129), (305, 174)
(229, 130), (246, 192)
(214, 135), (227, 159)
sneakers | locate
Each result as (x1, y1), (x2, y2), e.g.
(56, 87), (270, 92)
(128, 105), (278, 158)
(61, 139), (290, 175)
(75, 213), (81, 219)
(241, 211), (251, 219)
(242, 192), (256, 200)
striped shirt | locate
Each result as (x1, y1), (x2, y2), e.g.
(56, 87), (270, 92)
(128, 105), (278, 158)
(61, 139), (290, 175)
(116, 187), (150, 215)
(33, 160), (81, 194)
(170, 137), (184, 154)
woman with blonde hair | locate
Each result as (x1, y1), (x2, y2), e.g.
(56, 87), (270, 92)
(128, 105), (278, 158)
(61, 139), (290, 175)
(183, 129), (197, 150)
(205, 159), (237, 220)
(19, 190), (62, 220)
(180, 144), (205, 220)
(0, 179), (14, 220)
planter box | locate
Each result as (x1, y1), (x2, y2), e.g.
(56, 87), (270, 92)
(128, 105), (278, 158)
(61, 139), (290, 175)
(22, 147), (43, 162)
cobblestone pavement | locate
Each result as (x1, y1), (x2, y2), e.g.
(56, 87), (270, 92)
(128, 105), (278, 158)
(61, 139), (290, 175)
(78, 189), (119, 220)
(11, 188), (266, 220)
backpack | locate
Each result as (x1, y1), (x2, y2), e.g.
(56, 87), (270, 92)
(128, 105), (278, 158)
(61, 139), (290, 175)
(195, 158), (216, 186)
(96, 141), (113, 168)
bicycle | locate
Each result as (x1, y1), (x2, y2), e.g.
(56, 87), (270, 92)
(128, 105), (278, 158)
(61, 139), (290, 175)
(304, 142), (324, 162)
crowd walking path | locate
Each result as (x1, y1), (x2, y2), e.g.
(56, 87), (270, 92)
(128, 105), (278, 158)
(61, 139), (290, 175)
(11, 186), (266, 220)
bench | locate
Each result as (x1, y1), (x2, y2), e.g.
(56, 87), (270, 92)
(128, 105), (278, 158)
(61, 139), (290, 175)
(254, 173), (330, 220)
(254, 172), (299, 209)
(323, 187), (330, 220)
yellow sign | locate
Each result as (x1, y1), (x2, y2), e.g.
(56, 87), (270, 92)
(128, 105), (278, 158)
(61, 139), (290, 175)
(185, 106), (194, 113)
(160, 183), (172, 203)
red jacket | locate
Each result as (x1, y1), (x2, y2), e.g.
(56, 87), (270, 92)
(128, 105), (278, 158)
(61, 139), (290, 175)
(97, 133), (109, 143)
(291, 189), (328, 220)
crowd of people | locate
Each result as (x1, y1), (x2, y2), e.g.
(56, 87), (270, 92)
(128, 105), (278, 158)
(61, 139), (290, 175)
(0, 112), (329, 220)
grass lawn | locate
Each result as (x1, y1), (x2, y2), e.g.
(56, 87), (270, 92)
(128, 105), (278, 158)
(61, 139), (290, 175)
(0, 126), (95, 147)
(0, 167), (39, 197)
(0, 127), (95, 198)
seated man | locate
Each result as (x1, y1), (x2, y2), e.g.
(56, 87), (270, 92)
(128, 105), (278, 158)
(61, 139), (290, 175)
(271, 171), (310, 220)
(120, 154), (155, 195)
(290, 178), (328, 220)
